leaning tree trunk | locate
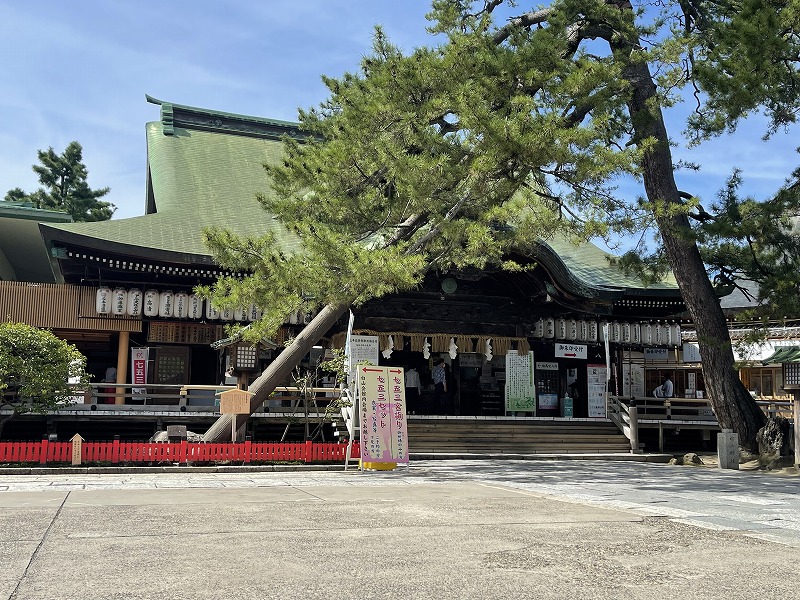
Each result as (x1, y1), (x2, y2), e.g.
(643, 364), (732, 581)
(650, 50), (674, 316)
(202, 303), (349, 442)
(617, 30), (766, 451)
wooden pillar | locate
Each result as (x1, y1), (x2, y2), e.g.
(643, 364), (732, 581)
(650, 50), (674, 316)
(115, 331), (129, 405)
(628, 402), (639, 454)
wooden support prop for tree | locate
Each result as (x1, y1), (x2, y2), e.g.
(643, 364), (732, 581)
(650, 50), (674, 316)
(202, 303), (349, 442)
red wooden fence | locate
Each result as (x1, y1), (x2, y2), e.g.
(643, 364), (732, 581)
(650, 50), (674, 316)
(0, 439), (360, 466)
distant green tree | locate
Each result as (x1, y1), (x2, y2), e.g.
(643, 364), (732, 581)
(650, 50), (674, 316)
(4, 141), (115, 221)
(3, 187), (28, 203)
(0, 322), (89, 439)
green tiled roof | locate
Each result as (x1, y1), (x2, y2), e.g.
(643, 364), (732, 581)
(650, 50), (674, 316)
(40, 97), (677, 296)
(44, 122), (300, 258)
(541, 237), (677, 293)
(763, 345), (800, 364)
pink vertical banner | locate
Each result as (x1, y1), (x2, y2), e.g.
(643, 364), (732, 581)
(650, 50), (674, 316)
(359, 366), (409, 463)
(131, 347), (149, 399)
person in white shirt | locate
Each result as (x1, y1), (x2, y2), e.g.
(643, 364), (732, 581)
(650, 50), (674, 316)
(653, 374), (674, 398)
(405, 367), (421, 413)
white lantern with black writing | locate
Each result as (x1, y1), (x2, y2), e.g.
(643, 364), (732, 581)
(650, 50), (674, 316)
(556, 318), (567, 340)
(631, 322), (641, 345)
(220, 306), (234, 321)
(144, 289), (159, 317)
(112, 288), (127, 316)
(533, 319), (544, 338)
(126, 288), (143, 316)
(174, 292), (189, 319)
(544, 317), (555, 339)
(611, 321), (621, 343)
(621, 322), (631, 344)
(158, 291), (174, 318)
(578, 320), (588, 341)
(188, 294), (203, 319)
(247, 304), (262, 321)
(205, 301), (219, 320)
(642, 323), (653, 345)
(96, 287), (111, 315)
(234, 307), (247, 322)
(567, 319), (578, 341)
(587, 320), (598, 342)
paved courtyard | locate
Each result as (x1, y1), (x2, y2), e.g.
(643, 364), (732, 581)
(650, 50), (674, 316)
(2, 460), (799, 599)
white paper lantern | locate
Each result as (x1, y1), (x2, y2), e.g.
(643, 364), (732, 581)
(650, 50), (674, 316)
(234, 307), (247, 322)
(567, 319), (578, 341)
(587, 321), (598, 342)
(158, 291), (174, 318)
(205, 301), (219, 320)
(174, 292), (189, 319)
(670, 323), (681, 346)
(144, 289), (159, 317)
(220, 306), (234, 321)
(126, 289), (143, 316)
(544, 318), (555, 339)
(247, 304), (262, 321)
(611, 322), (621, 343)
(621, 322), (631, 344)
(96, 287), (111, 314)
(631, 323), (641, 345)
(111, 288), (127, 316)
(642, 323), (653, 345)
(556, 318), (567, 339)
(533, 319), (544, 338)
(288, 311), (299, 325)
(188, 294), (203, 319)
(654, 322), (663, 345)
(578, 320), (588, 341)
(599, 322), (610, 342)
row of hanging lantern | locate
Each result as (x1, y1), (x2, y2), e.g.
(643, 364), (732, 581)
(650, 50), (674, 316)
(95, 287), (262, 322)
(531, 318), (681, 347)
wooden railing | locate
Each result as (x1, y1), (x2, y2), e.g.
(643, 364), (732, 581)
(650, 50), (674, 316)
(606, 395), (639, 453)
(21, 383), (343, 412)
(607, 394), (795, 453)
(0, 439), (360, 466)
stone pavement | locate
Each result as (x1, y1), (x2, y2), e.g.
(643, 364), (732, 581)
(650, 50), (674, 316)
(2, 460), (799, 599)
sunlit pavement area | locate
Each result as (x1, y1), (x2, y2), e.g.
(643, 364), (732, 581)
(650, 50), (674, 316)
(2, 460), (799, 599)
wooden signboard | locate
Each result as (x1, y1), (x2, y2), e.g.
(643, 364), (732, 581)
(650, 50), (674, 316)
(219, 389), (252, 414)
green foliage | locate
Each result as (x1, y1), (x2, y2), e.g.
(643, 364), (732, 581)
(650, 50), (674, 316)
(697, 169), (800, 319)
(0, 321), (89, 415)
(3, 141), (115, 221)
(201, 0), (800, 341)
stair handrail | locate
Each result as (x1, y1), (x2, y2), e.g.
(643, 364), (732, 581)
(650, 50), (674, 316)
(607, 395), (639, 454)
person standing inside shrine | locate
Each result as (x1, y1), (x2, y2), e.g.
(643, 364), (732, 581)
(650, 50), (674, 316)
(432, 358), (447, 414)
(405, 366), (421, 414)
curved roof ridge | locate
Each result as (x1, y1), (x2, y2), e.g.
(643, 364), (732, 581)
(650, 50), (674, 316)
(145, 94), (306, 140)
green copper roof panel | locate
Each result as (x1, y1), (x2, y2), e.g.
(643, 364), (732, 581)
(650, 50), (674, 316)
(542, 237), (677, 292)
(44, 122), (300, 257)
(762, 346), (800, 364)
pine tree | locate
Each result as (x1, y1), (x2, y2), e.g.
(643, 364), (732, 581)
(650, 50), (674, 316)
(4, 141), (114, 221)
(203, 1), (800, 449)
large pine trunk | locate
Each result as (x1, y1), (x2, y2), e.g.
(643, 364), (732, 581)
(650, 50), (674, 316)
(202, 303), (349, 442)
(619, 41), (766, 451)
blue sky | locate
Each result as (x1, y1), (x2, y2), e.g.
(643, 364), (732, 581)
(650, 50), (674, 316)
(1, 1), (797, 232)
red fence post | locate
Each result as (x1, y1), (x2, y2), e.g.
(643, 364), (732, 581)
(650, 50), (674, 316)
(244, 438), (252, 464)
(40, 438), (48, 465)
(112, 436), (120, 464)
(180, 440), (188, 465)
(304, 440), (312, 464)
